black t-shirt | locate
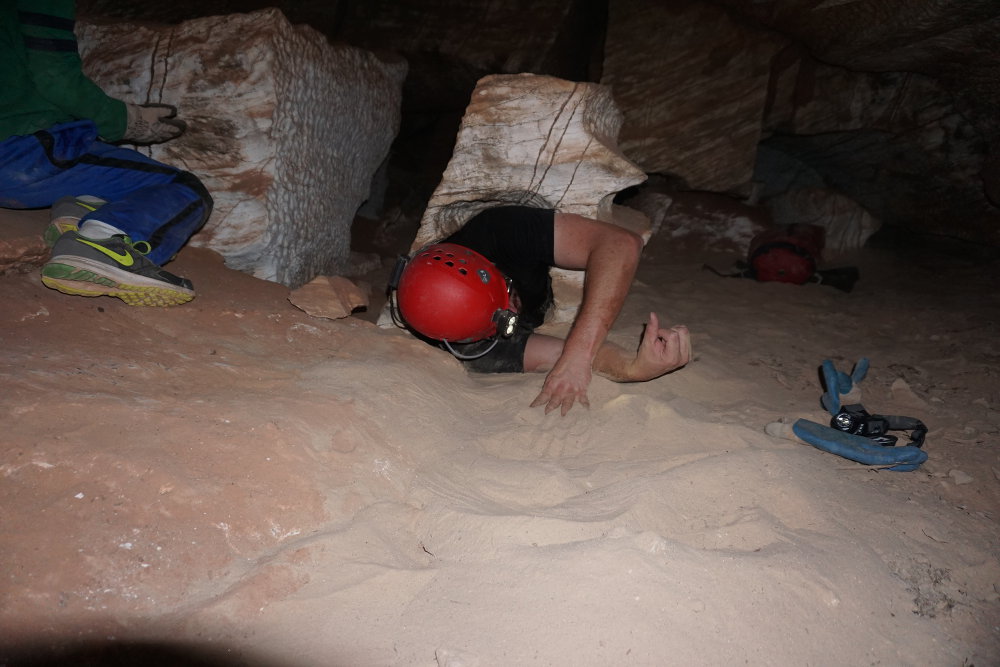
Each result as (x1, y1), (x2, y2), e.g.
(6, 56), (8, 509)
(444, 205), (555, 330)
(439, 206), (556, 373)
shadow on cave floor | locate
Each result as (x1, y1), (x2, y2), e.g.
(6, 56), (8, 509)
(866, 223), (1000, 267)
(0, 639), (315, 667)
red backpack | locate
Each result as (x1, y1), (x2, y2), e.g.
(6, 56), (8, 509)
(705, 223), (859, 292)
(747, 224), (825, 284)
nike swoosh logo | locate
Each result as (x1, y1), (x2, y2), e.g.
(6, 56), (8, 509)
(76, 238), (134, 267)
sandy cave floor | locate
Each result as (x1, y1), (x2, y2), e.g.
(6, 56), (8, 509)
(0, 206), (999, 666)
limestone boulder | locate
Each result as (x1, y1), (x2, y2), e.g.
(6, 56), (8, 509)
(78, 8), (406, 287)
(601, 0), (785, 196)
(410, 74), (646, 325)
(412, 74), (646, 246)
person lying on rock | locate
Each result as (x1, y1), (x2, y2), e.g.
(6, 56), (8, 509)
(390, 205), (693, 415)
(0, 0), (213, 307)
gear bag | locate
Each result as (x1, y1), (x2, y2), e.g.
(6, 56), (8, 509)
(747, 223), (824, 285)
(705, 223), (859, 292)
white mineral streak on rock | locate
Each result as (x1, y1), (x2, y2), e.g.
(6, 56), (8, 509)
(409, 73), (647, 325)
(78, 9), (406, 287)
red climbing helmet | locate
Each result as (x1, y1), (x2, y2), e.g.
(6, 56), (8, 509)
(396, 243), (515, 343)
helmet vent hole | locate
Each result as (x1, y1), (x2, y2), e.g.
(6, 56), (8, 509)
(445, 261), (454, 267)
(458, 268), (468, 275)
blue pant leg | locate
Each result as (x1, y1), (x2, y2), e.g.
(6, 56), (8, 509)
(0, 120), (212, 265)
(0, 121), (104, 207)
(81, 172), (211, 264)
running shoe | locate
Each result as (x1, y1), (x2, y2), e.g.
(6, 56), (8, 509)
(42, 231), (195, 307)
(44, 195), (108, 247)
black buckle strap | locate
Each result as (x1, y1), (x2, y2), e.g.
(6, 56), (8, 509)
(831, 403), (927, 448)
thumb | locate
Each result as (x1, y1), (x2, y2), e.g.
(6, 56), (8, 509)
(641, 312), (659, 346)
(143, 102), (178, 119)
(161, 116), (187, 134)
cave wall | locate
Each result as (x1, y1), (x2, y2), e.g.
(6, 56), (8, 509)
(760, 51), (994, 244)
(712, 0), (1000, 245)
(601, 0), (784, 196)
(78, 0), (1000, 249)
(709, 0), (1000, 150)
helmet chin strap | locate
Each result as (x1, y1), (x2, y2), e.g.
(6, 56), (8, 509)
(387, 254), (410, 330)
(441, 307), (518, 360)
(442, 337), (501, 360)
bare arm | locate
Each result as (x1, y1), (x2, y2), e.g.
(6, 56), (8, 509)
(525, 313), (692, 382)
(528, 212), (643, 415)
(593, 314), (691, 382)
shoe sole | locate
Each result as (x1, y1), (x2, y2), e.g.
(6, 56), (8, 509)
(42, 256), (195, 307)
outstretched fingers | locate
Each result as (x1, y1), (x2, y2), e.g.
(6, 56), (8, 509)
(530, 387), (590, 416)
(530, 362), (593, 416)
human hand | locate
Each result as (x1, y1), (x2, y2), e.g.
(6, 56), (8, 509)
(530, 354), (592, 416)
(123, 103), (186, 144)
(628, 313), (691, 381)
